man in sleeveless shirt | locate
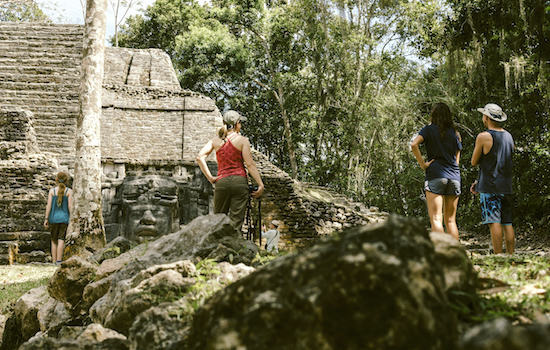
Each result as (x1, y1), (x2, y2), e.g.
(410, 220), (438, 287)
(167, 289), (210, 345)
(470, 103), (515, 255)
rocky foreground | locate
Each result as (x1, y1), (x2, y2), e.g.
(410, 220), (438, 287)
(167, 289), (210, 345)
(1, 214), (550, 350)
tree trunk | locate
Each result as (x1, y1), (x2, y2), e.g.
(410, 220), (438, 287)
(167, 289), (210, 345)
(276, 86), (298, 179)
(65, 0), (108, 258)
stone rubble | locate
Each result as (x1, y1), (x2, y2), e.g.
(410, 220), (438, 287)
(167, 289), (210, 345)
(0, 214), (481, 350)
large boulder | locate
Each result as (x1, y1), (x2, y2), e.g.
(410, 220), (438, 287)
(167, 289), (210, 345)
(18, 337), (130, 350)
(47, 256), (99, 316)
(186, 215), (459, 350)
(81, 274), (116, 312)
(15, 286), (49, 340)
(430, 231), (477, 295)
(109, 213), (258, 282)
(104, 269), (195, 335)
(459, 317), (550, 350)
(127, 306), (188, 350)
(90, 260), (196, 327)
(430, 231), (478, 311)
(0, 286), (49, 350)
(36, 297), (71, 333)
(89, 214), (257, 324)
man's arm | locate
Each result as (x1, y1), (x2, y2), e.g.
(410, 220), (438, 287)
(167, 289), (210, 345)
(471, 132), (492, 166)
(262, 229), (275, 239)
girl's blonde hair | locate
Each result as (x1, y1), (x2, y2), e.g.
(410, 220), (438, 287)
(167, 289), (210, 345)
(55, 172), (68, 206)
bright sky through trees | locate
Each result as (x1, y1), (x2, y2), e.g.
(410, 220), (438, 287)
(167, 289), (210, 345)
(36, 0), (155, 44)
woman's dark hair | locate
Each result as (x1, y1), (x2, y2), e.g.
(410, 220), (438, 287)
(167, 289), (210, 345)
(430, 103), (460, 141)
(55, 172), (68, 206)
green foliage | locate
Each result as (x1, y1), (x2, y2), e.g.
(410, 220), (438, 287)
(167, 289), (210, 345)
(251, 249), (286, 266)
(439, 0), (550, 231)
(167, 258), (225, 322)
(115, 0), (207, 54)
(115, 0), (550, 231)
(0, 0), (50, 22)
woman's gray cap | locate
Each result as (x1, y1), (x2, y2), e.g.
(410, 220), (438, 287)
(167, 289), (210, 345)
(223, 110), (247, 125)
(477, 103), (507, 122)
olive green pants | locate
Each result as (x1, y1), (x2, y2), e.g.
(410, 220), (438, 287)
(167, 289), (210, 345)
(214, 175), (249, 230)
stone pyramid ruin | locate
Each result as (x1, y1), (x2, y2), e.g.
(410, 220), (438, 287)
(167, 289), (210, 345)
(0, 22), (387, 265)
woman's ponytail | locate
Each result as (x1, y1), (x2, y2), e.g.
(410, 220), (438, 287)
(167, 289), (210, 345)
(218, 125), (228, 140)
(55, 172), (68, 206)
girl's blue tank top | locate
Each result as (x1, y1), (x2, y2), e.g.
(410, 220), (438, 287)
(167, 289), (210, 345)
(49, 188), (70, 224)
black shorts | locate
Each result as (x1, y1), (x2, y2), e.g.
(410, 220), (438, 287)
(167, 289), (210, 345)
(50, 223), (68, 241)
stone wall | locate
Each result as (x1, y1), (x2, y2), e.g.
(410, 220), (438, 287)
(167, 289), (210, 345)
(103, 48), (180, 89)
(0, 22), (221, 169)
(0, 109), (58, 264)
(251, 151), (388, 249)
(101, 85), (220, 162)
(0, 22), (83, 166)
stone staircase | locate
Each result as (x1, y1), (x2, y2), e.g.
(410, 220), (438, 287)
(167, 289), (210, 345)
(0, 109), (58, 264)
(0, 22), (83, 168)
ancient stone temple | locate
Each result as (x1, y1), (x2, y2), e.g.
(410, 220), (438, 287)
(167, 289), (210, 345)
(0, 22), (386, 264)
(0, 22), (219, 263)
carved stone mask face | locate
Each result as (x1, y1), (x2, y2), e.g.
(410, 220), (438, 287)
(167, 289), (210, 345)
(121, 176), (178, 243)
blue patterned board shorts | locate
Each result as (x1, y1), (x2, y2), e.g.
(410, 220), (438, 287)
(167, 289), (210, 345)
(424, 178), (461, 196)
(480, 193), (513, 225)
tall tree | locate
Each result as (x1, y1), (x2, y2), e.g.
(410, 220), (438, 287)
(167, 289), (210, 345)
(115, 0), (446, 214)
(441, 0), (550, 229)
(65, 0), (108, 257)
(108, 0), (141, 47)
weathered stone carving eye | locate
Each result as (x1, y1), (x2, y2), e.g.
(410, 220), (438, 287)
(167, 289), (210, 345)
(122, 193), (139, 203)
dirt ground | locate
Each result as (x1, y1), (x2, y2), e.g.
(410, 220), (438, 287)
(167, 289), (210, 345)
(460, 227), (550, 256)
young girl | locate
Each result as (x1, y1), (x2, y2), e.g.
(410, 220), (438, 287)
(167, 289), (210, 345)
(411, 103), (462, 240)
(44, 172), (72, 264)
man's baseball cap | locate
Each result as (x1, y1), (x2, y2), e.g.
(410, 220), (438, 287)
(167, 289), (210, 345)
(270, 220), (279, 227)
(223, 110), (247, 125)
(477, 103), (507, 122)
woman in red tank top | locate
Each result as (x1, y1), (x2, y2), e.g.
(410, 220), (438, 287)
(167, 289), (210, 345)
(197, 110), (264, 230)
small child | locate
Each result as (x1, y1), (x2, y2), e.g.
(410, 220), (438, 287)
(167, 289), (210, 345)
(44, 172), (72, 265)
(261, 220), (280, 253)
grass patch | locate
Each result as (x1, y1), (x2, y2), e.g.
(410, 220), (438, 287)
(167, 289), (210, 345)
(1, 251), (549, 330)
(464, 253), (550, 325)
(0, 264), (57, 315)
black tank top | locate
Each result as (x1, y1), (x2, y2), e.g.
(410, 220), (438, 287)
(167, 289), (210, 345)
(477, 130), (514, 194)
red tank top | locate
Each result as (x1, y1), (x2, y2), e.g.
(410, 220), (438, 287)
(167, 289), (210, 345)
(216, 135), (247, 180)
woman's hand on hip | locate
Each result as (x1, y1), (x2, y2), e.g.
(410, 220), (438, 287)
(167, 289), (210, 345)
(421, 159), (435, 170)
(208, 175), (218, 184)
